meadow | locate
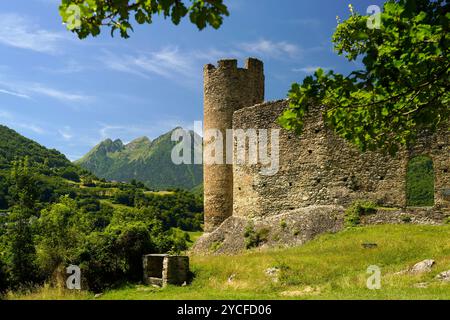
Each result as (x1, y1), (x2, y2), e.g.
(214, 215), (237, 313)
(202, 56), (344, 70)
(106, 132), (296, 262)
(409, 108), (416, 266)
(9, 224), (450, 300)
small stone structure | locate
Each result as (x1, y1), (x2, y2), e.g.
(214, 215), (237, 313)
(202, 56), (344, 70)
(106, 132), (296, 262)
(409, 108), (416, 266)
(143, 254), (189, 287)
(195, 57), (449, 254)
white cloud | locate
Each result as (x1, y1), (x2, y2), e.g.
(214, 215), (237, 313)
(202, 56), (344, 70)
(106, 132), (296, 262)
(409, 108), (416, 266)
(16, 123), (46, 135)
(97, 118), (194, 141)
(0, 13), (66, 54)
(37, 59), (86, 74)
(29, 84), (90, 103)
(101, 47), (196, 81)
(239, 39), (300, 59)
(58, 126), (73, 140)
(0, 88), (31, 99)
(0, 80), (92, 103)
(0, 110), (45, 134)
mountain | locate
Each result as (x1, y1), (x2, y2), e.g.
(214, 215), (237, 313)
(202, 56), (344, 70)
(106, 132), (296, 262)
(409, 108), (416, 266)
(0, 125), (72, 170)
(75, 128), (203, 190)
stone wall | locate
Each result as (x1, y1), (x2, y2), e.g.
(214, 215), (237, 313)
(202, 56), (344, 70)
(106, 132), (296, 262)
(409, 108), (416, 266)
(232, 100), (449, 219)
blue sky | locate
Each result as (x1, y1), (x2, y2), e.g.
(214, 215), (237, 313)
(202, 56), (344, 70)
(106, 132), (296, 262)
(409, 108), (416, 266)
(0, 0), (385, 161)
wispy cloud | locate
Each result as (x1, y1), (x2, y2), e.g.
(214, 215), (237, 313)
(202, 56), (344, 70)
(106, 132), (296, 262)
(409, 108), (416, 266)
(0, 109), (45, 134)
(101, 47), (196, 81)
(29, 84), (89, 103)
(239, 39), (300, 59)
(16, 123), (46, 134)
(0, 88), (31, 99)
(36, 59), (87, 74)
(102, 40), (305, 83)
(0, 13), (66, 54)
(97, 118), (194, 142)
(58, 126), (73, 140)
(0, 79), (92, 103)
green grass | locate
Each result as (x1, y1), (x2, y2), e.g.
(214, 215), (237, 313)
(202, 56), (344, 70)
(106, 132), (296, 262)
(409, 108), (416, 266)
(8, 225), (450, 300)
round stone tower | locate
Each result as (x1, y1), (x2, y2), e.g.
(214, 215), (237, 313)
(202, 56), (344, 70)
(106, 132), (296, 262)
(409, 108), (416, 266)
(203, 58), (265, 232)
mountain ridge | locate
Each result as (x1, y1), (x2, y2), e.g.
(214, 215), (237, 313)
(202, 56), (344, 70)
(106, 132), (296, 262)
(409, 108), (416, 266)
(75, 128), (203, 190)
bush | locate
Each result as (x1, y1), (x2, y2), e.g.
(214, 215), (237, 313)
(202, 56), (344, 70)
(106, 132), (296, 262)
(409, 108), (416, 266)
(6, 219), (40, 288)
(35, 197), (82, 277)
(344, 200), (377, 227)
(60, 168), (80, 182)
(244, 223), (269, 249)
(76, 219), (188, 292)
(113, 190), (135, 207)
(77, 231), (124, 293)
(167, 228), (189, 254)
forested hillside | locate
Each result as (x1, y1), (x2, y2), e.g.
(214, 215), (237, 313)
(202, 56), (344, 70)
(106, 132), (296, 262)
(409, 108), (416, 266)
(75, 129), (203, 190)
(0, 125), (203, 294)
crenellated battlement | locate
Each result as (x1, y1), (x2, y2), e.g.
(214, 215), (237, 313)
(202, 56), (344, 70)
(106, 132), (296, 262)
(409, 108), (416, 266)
(204, 58), (264, 77)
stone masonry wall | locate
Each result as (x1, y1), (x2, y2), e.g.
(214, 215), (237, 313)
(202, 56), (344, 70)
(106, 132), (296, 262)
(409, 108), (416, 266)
(232, 100), (449, 219)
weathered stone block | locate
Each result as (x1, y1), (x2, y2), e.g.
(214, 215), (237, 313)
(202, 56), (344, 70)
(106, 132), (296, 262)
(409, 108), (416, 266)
(143, 254), (189, 287)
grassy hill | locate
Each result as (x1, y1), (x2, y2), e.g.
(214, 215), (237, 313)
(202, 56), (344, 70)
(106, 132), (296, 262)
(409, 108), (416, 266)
(75, 128), (203, 190)
(9, 224), (450, 300)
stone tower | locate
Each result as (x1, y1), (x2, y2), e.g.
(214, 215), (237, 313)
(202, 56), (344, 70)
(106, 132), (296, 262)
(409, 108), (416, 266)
(203, 58), (265, 232)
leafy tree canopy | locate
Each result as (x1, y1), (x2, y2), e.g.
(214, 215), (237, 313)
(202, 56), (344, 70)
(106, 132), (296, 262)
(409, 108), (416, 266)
(59, 0), (229, 39)
(278, 0), (449, 155)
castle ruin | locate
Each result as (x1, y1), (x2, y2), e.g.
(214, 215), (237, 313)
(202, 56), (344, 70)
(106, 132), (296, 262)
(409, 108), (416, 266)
(197, 58), (449, 253)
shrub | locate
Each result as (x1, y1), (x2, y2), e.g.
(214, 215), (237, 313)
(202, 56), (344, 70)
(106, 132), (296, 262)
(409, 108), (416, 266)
(60, 168), (80, 182)
(244, 223), (270, 249)
(344, 200), (377, 228)
(113, 190), (135, 207)
(35, 197), (83, 277)
(75, 220), (188, 292)
(167, 228), (189, 254)
(6, 209), (40, 288)
(77, 231), (124, 293)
